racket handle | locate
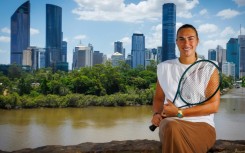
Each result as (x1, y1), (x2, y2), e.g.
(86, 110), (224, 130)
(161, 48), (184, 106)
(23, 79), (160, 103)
(149, 124), (157, 131)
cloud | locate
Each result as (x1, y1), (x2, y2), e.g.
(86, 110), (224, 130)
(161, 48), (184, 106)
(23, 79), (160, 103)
(0, 48), (9, 64)
(0, 36), (10, 43)
(1, 27), (10, 34)
(74, 34), (87, 40)
(72, 0), (199, 22)
(233, 0), (245, 6)
(236, 27), (245, 36)
(120, 36), (131, 46)
(216, 9), (241, 19)
(146, 24), (162, 48)
(220, 27), (236, 38)
(198, 24), (218, 33)
(199, 9), (208, 15)
(30, 28), (40, 35)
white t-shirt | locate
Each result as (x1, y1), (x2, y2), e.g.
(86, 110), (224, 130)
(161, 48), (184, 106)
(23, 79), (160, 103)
(157, 58), (215, 127)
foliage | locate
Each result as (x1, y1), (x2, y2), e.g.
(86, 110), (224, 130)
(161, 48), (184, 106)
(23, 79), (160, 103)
(0, 62), (159, 109)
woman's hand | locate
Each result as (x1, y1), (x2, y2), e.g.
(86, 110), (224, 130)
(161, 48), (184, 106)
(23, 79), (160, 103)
(163, 99), (178, 117)
(151, 113), (164, 127)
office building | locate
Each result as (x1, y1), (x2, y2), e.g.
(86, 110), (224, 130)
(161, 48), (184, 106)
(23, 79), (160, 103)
(161, 3), (176, 62)
(93, 51), (103, 65)
(216, 45), (226, 70)
(238, 35), (245, 78)
(208, 49), (216, 61)
(226, 38), (239, 79)
(222, 62), (235, 79)
(111, 52), (124, 67)
(72, 44), (93, 70)
(10, 1), (30, 65)
(131, 33), (145, 68)
(114, 41), (125, 59)
(61, 41), (67, 62)
(39, 48), (46, 69)
(46, 4), (62, 68)
(22, 46), (40, 70)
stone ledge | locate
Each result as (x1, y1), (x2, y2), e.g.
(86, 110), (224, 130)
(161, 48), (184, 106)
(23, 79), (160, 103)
(1, 139), (245, 153)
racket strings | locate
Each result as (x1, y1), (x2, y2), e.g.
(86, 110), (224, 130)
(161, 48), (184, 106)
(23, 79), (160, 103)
(179, 62), (220, 105)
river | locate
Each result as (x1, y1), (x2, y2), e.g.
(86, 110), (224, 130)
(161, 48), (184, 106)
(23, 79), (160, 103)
(0, 87), (245, 151)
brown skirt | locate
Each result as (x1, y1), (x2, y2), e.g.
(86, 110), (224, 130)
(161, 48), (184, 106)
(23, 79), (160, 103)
(159, 118), (216, 153)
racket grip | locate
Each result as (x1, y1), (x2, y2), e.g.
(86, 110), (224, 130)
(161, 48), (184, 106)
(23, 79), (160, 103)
(149, 124), (157, 131)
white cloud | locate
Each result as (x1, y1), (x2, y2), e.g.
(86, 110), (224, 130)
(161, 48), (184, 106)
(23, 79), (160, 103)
(30, 28), (40, 35)
(201, 39), (227, 50)
(236, 27), (245, 36)
(216, 9), (240, 19)
(120, 36), (131, 46)
(72, 0), (199, 22)
(199, 9), (207, 15)
(0, 36), (10, 43)
(74, 34), (87, 40)
(146, 24), (162, 48)
(1, 27), (10, 34)
(198, 24), (218, 33)
(233, 0), (245, 6)
(220, 27), (236, 38)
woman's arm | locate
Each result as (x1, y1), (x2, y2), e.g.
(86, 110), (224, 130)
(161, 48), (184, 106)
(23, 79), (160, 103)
(163, 71), (221, 117)
(151, 80), (165, 127)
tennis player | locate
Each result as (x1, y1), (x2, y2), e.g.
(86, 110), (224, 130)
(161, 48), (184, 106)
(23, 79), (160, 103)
(151, 24), (220, 153)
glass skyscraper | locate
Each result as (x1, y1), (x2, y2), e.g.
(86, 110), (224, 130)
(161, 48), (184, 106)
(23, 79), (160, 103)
(161, 3), (176, 62)
(46, 4), (62, 67)
(10, 1), (30, 65)
(131, 33), (145, 68)
(238, 35), (245, 78)
(208, 49), (216, 61)
(226, 38), (239, 79)
(114, 41), (125, 59)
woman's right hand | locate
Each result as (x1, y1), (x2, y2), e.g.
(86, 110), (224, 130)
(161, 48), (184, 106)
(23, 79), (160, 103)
(151, 113), (163, 127)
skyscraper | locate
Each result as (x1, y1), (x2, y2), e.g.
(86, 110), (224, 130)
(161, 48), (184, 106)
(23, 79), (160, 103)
(216, 45), (226, 70)
(61, 41), (67, 62)
(10, 1), (30, 65)
(161, 3), (176, 62)
(72, 44), (93, 70)
(114, 41), (125, 59)
(131, 33), (145, 68)
(208, 49), (216, 61)
(238, 35), (245, 78)
(46, 4), (62, 68)
(93, 51), (103, 65)
(226, 38), (239, 78)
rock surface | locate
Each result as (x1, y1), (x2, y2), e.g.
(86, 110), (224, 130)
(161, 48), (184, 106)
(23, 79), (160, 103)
(1, 139), (245, 153)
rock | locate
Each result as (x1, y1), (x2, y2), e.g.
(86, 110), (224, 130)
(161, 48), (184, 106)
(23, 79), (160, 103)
(0, 139), (245, 153)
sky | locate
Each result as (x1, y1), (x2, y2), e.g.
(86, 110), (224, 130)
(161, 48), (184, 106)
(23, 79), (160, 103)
(0, 0), (245, 69)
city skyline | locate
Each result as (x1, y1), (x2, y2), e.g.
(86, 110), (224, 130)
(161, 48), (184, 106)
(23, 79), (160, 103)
(1, 0), (245, 69)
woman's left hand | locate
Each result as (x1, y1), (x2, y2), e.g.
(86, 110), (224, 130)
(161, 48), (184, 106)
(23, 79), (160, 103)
(163, 99), (179, 117)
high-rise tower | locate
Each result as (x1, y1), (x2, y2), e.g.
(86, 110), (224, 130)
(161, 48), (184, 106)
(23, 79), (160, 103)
(131, 33), (145, 68)
(161, 3), (176, 62)
(10, 1), (30, 65)
(46, 4), (62, 67)
(238, 35), (245, 78)
(226, 38), (239, 79)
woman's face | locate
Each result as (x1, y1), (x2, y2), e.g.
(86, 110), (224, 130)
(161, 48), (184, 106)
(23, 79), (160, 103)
(176, 28), (199, 58)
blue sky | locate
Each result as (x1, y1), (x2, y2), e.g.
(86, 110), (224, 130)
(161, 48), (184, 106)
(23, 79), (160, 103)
(0, 0), (245, 69)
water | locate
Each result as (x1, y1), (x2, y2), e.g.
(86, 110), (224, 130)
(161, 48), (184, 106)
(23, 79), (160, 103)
(0, 87), (245, 151)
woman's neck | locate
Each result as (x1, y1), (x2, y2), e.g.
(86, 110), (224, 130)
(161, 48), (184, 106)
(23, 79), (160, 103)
(179, 56), (197, 65)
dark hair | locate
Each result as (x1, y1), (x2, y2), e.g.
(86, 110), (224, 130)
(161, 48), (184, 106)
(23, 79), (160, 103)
(176, 24), (199, 39)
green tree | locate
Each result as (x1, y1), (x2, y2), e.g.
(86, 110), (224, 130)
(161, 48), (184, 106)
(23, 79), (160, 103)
(18, 77), (31, 96)
(8, 64), (22, 80)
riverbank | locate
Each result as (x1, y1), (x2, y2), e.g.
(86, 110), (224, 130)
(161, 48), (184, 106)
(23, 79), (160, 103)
(0, 139), (245, 153)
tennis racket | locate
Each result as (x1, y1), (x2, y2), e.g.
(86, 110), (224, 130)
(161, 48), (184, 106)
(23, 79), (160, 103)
(149, 59), (221, 131)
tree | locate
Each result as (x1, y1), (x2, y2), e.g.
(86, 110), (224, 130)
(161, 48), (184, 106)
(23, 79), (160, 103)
(8, 64), (22, 80)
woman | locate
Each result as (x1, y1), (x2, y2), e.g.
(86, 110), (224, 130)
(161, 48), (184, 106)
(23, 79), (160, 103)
(151, 24), (220, 153)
